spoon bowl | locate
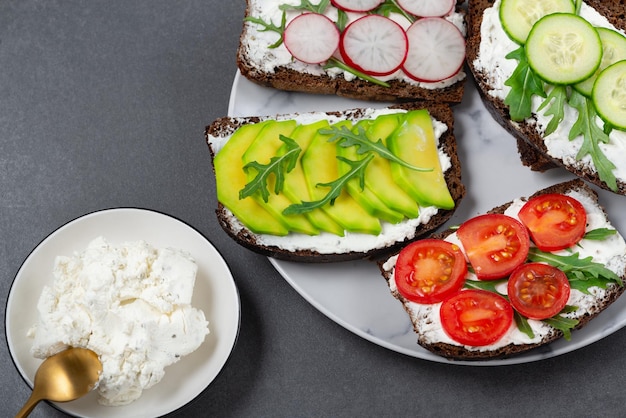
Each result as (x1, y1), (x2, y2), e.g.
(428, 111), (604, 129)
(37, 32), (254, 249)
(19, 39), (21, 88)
(15, 347), (102, 418)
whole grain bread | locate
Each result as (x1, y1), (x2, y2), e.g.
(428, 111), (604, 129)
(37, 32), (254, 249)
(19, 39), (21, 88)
(237, 0), (467, 103)
(205, 102), (465, 262)
(378, 179), (626, 360)
(466, 0), (626, 194)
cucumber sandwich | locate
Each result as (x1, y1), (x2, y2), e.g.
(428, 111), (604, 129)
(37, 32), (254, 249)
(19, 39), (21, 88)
(467, 0), (626, 195)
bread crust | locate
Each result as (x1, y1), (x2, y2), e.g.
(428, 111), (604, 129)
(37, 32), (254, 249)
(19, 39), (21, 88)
(237, 0), (467, 103)
(466, 0), (626, 195)
(378, 179), (626, 360)
(205, 102), (465, 262)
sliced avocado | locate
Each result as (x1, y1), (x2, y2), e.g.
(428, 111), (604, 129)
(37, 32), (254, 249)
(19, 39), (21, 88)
(387, 110), (454, 209)
(302, 121), (382, 235)
(363, 113), (420, 219)
(214, 121), (289, 236)
(336, 120), (404, 224)
(278, 120), (345, 236)
(242, 120), (319, 235)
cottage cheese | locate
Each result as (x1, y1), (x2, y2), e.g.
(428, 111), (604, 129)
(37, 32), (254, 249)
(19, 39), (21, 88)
(472, 0), (626, 183)
(28, 237), (210, 406)
(242, 0), (466, 88)
(383, 190), (626, 352)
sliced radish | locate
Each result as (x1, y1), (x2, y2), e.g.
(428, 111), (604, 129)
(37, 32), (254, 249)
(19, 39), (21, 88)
(402, 17), (465, 82)
(339, 15), (408, 76)
(396, 0), (455, 17)
(331, 0), (384, 12)
(283, 13), (340, 64)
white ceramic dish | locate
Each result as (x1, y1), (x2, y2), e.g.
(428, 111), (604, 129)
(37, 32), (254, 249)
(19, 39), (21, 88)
(5, 208), (240, 417)
(227, 71), (626, 365)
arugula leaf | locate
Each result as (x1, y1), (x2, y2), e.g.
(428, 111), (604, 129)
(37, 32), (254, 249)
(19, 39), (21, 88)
(542, 315), (579, 340)
(537, 85), (567, 136)
(376, 0), (415, 23)
(243, 11), (287, 49)
(503, 46), (546, 121)
(318, 125), (432, 171)
(584, 228), (617, 241)
(464, 278), (505, 294)
(335, 9), (348, 31)
(283, 154), (374, 215)
(279, 0), (330, 13)
(324, 57), (390, 87)
(527, 247), (623, 293)
(514, 312), (535, 339)
(239, 135), (301, 202)
(568, 91), (618, 192)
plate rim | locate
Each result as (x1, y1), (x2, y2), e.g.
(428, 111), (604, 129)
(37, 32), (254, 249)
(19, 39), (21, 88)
(4, 206), (241, 417)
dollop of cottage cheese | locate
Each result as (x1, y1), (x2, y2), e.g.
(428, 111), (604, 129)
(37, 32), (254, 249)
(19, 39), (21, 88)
(384, 190), (626, 352)
(28, 237), (210, 406)
(472, 0), (626, 183)
(242, 0), (466, 88)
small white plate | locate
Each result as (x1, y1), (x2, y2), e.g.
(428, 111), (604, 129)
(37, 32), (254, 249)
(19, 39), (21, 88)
(228, 71), (626, 366)
(6, 208), (240, 417)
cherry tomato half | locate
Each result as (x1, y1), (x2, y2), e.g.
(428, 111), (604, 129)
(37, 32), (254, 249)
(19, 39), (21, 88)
(518, 193), (587, 251)
(456, 214), (530, 280)
(440, 289), (513, 346)
(507, 262), (571, 320)
(394, 239), (468, 304)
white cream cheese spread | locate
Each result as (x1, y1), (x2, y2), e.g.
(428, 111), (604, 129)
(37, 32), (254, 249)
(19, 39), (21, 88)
(242, 0), (466, 89)
(28, 236), (210, 406)
(472, 0), (626, 183)
(383, 189), (626, 352)
(208, 108), (451, 254)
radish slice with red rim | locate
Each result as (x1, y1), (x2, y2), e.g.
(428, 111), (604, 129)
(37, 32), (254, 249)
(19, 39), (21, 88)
(331, 0), (383, 12)
(283, 13), (340, 64)
(396, 0), (455, 17)
(339, 15), (408, 76)
(402, 17), (465, 82)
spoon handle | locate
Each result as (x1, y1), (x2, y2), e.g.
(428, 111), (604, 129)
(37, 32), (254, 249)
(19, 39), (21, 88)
(14, 392), (42, 418)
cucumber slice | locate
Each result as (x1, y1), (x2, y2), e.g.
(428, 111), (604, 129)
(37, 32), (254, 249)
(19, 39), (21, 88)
(526, 13), (602, 85)
(575, 28), (626, 96)
(592, 60), (626, 131)
(499, 0), (574, 44)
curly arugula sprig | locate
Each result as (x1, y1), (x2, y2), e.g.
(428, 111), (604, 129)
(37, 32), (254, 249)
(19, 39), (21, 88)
(318, 125), (433, 171)
(239, 135), (301, 202)
(528, 247), (623, 292)
(568, 91), (618, 192)
(283, 154), (374, 215)
(503, 46), (545, 121)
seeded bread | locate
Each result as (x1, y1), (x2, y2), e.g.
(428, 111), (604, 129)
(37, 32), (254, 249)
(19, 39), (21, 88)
(466, 0), (626, 194)
(378, 179), (626, 360)
(236, 0), (467, 103)
(205, 102), (465, 262)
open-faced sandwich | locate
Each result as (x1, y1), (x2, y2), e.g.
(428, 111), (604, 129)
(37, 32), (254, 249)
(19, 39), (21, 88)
(379, 179), (626, 360)
(467, 0), (626, 195)
(237, 0), (467, 102)
(205, 102), (465, 262)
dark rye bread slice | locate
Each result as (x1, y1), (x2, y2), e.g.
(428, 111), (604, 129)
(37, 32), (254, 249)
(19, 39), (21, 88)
(205, 102), (465, 263)
(378, 179), (626, 360)
(236, 0), (467, 103)
(466, 0), (626, 194)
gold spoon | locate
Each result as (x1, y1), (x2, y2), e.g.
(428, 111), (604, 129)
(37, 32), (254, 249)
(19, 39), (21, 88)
(15, 347), (103, 418)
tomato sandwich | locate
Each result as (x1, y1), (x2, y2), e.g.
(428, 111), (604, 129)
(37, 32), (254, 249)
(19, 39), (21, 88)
(379, 179), (626, 360)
